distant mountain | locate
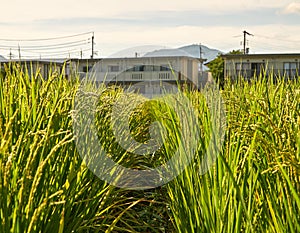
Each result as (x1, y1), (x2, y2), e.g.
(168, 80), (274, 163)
(0, 55), (6, 61)
(144, 44), (222, 64)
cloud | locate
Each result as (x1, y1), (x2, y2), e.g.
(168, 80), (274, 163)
(1, 0), (300, 58)
(0, 0), (293, 22)
(281, 2), (300, 14)
(27, 7), (300, 32)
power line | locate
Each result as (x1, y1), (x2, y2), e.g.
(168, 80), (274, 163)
(0, 31), (93, 42)
(19, 46), (90, 54)
(254, 34), (300, 44)
(17, 48), (91, 59)
(0, 31), (96, 59)
(0, 39), (89, 49)
(21, 42), (89, 51)
(0, 42), (90, 52)
(251, 40), (300, 51)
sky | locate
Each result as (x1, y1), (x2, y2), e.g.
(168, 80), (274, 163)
(1, 0), (300, 59)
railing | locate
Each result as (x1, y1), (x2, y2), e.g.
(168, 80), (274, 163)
(227, 69), (299, 80)
(131, 73), (143, 80)
(95, 71), (178, 82)
(158, 72), (171, 80)
(130, 71), (174, 81)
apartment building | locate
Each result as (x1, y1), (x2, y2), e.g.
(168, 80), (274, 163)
(222, 53), (300, 80)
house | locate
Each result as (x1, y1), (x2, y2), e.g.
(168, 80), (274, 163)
(0, 55), (211, 95)
(222, 53), (300, 80)
(0, 55), (7, 62)
(0, 58), (66, 79)
(69, 56), (208, 95)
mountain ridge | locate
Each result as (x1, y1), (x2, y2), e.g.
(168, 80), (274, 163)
(144, 44), (222, 63)
(0, 55), (6, 61)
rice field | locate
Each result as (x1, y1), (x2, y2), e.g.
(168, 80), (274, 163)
(0, 63), (299, 232)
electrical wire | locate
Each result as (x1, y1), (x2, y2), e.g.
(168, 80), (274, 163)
(254, 34), (300, 44)
(0, 32), (95, 59)
(0, 31), (93, 42)
(12, 48), (91, 59)
(0, 39), (89, 49)
(0, 42), (90, 52)
(21, 42), (89, 51)
(20, 46), (90, 54)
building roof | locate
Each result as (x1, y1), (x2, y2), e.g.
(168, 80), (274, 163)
(0, 55), (7, 61)
(0, 58), (68, 64)
(221, 53), (300, 59)
(70, 55), (205, 62)
(0, 55), (206, 66)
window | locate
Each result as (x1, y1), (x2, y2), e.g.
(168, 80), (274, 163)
(284, 62), (297, 78)
(251, 63), (264, 77)
(236, 62), (250, 78)
(242, 63), (250, 70)
(153, 65), (160, 71)
(160, 64), (170, 71)
(44, 64), (49, 79)
(108, 65), (119, 72)
(143, 65), (153, 72)
(83, 66), (92, 73)
(236, 62), (250, 71)
(133, 65), (144, 72)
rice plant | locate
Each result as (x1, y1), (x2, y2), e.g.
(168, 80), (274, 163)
(0, 62), (299, 232)
(0, 63), (167, 232)
(166, 75), (300, 232)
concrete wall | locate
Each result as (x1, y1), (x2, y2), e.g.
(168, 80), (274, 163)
(223, 54), (300, 80)
(70, 56), (200, 84)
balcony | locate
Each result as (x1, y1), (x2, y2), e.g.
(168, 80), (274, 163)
(227, 69), (299, 80)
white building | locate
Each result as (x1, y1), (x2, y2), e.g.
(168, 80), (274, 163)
(69, 56), (207, 94)
(222, 53), (300, 80)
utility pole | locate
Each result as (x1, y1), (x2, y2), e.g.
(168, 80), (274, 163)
(243, 30), (253, 54)
(199, 43), (204, 86)
(199, 43), (203, 60)
(18, 44), (21, 60)
(91, 32), (94, 59)
(199, 43), (204, 72)
(9, 49), (13, 60)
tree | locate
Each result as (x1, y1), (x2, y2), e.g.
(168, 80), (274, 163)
(206, 50), (242, 88)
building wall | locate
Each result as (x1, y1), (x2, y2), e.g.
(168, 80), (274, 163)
(71, 56), (200, 85)
(223, 54), (300, 80)
(68, 56), (202, 95)
(0, 61), (63, 79)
